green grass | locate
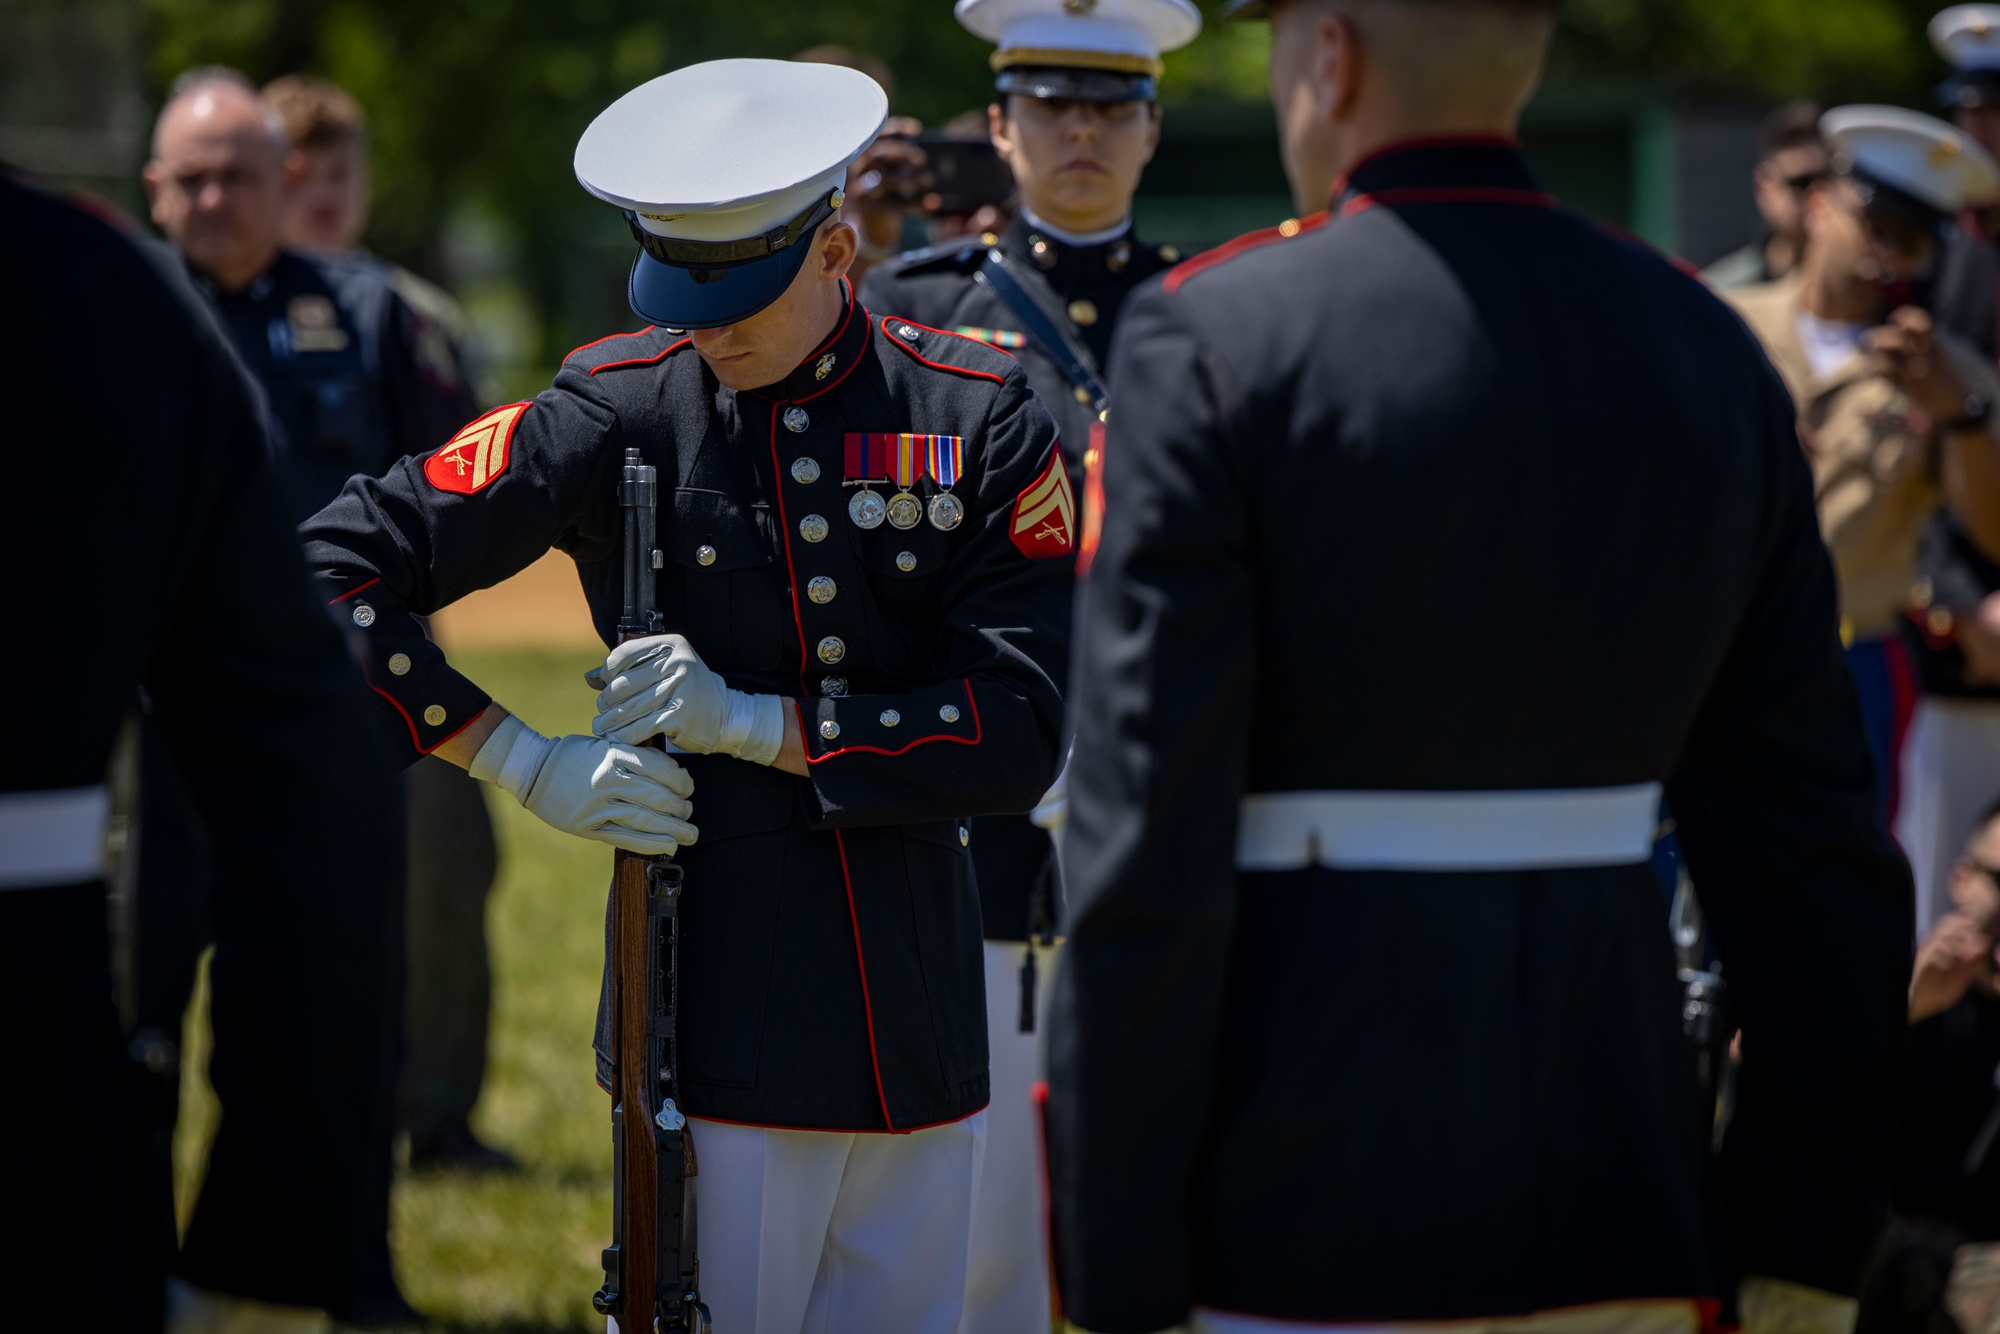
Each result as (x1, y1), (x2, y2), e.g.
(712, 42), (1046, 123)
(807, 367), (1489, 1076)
(175, 647), (620, 1332)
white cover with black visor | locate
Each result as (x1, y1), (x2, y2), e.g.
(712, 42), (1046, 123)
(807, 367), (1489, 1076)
(956, 0), (1201, 103)
(574, 58), (888, 329)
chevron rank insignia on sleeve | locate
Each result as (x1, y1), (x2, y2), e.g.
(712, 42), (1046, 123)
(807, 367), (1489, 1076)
(1009, 450), (1075, 558)
(423, 402), (529, 495)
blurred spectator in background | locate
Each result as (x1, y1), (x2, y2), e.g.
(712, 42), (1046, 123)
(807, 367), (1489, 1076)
(265, 74), (486, 403)
(1858, 797), (2000, 1334)
(263, 71), (513, 1180)
(1704, 100), (1828, 291)
(141, 64), (480, 1327)
(795, 46), (1016, 288)
(1723, 108), (2000, 879)
(1930, 5), (2000, 362)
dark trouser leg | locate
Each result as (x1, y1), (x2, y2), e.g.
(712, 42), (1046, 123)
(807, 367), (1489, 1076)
(0, 882), (170, 1334)
(131, 717), (214, 1151)
(398, 755), (499, 1151)
(178, 776), (404, 1313)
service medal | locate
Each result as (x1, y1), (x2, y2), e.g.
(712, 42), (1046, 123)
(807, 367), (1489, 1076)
(848, 488), (887, 529)
(924, 434), (965, 533)
(887, 491), (923, 530)
(928, 492), (964, 531)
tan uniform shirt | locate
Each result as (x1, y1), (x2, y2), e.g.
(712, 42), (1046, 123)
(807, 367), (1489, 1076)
(1726, 277), (1969, 640)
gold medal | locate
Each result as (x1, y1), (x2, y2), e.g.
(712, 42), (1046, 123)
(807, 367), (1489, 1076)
(887, 490), (923, 530)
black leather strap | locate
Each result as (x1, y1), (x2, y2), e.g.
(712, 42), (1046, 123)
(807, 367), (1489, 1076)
(975, 249), (1110, 414)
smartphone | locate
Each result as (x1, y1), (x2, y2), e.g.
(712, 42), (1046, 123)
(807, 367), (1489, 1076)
(914, 134), (1016, 216)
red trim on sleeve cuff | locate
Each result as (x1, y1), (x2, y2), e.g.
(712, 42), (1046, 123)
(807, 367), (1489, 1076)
(804, 681), (982, 763)
(327, 577), (381, 605)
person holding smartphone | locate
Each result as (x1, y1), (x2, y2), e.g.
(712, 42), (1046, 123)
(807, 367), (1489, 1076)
(858, 2), (1199, 1331)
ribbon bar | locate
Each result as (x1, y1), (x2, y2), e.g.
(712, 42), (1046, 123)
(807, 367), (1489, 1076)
(843, 434), (964, 486)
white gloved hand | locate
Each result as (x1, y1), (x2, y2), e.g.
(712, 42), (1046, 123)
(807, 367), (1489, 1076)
(469, 715), (697, 856)
(1739, 1275), (1859, 1334)
(588, 634), (785, 766)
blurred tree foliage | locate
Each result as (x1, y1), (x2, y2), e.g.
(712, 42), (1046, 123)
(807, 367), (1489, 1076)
(138, 0), (1963, 356)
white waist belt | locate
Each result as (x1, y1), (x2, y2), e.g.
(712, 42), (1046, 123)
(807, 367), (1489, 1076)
(0, 785), (111, 890)
(1235, 783), (1662, 872)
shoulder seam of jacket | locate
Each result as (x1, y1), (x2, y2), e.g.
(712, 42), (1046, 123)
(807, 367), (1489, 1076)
(1162, 213), (1331, 294)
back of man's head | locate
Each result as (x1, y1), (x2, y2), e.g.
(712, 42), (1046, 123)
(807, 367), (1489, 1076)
(1265, 0), (1556, 210)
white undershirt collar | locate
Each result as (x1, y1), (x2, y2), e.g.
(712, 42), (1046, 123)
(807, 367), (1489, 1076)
(1022, 209), (1133, 249)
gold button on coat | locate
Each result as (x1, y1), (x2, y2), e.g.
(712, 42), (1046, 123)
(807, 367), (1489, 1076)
(879, 709), (900, 727)
(791, 457), (821, 485)
(696, 545), (717, 566)
(820, 719), (841, 740)
(895, 551), (917, 572)
(423, 705), (446, 727)
(817, 636), (846, 664)
(800, 514), (829, 543)
(783, 406), (810, 433)
(1067, 299), (1098, 326)
(387, 653), (411, 676)
(938, 704), (961, 722)
(807, 576), (837, 604)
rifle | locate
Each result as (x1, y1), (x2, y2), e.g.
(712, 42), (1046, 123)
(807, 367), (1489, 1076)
(1669, 863), (1734, 1154)
(593, 447), (711, 1333)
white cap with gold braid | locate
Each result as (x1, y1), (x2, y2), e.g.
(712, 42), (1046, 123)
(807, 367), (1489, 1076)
(956, 0), (1201, 102)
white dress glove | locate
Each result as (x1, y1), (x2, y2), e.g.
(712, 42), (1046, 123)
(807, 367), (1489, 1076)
(588, 634), (786, 766)
(1739, 1275), (1859, 1334)
(469, 715), (698, 857)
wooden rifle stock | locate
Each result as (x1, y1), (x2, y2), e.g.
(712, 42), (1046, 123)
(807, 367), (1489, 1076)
(593, 448), (710, 1333)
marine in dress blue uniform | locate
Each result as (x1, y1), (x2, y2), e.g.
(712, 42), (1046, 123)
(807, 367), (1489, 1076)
(1046, 1), (1914, 1331)
(858, 1), (1197, 1327)
(300, 59), (1072, 1331)
(0, 173), (403, 1332)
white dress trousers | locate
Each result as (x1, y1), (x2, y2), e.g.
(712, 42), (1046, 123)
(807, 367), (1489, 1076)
(1896, 696), (2000, 936)
(609, 1111), (986, 1334)
(960, 938), (1060, 1334)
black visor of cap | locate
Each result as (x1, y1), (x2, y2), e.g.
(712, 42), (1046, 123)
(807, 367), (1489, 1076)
(623, 188), (837, 329)
(1940, 68), (2000, 110)
(996, 65), (1155, 104)
(1849, 168), (1953, 229)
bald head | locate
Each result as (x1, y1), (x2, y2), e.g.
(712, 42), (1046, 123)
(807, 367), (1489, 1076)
(1266, 0), (1555, 212)
(144, 71), (294, 290)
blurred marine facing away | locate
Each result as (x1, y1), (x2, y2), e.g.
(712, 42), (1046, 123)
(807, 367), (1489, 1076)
(1045, 0), (1915, 1332)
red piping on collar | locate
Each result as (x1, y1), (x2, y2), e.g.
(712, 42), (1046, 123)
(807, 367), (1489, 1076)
(1328, 133), (1523, 199)
(879, 317), (1010, 384)
(1162, 213), (1330, 294)
(794, 302), (870, 404)
(1337, 186), (1558, 218)
(587, 336), (691, 377)
(833, 829), (899, 1132)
